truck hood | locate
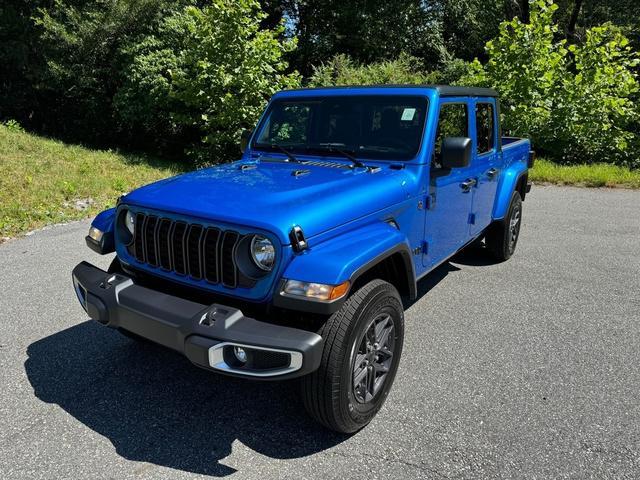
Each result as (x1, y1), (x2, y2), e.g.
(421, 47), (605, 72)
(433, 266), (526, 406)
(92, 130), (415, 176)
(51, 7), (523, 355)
(123, 159), (414, 244)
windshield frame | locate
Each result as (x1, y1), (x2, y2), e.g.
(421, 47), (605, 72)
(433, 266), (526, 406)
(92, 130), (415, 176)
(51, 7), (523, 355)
(251, 94), (430, 162)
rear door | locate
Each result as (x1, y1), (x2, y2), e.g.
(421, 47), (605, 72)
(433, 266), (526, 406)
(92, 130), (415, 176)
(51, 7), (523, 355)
(469, 99), (500, 235)
(423, 99), (474, 268)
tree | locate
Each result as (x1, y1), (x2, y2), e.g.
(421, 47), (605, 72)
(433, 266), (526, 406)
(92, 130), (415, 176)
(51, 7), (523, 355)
(32, 0), (189, 146)
(463, 0), (639, 166)
(504, 0), (531, 23)
(283, 0), (447, 75)
(0, 1), (48, 127)
(309, 53), (438, 87)
(565, 0), (583, 42)
(116, 0), (300, 162)
(440, 0), (506, 62)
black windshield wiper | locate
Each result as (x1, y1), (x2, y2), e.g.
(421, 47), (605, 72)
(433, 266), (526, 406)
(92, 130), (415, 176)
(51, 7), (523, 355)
(269, 143), (300, 163)
(314, 143), (366, 168)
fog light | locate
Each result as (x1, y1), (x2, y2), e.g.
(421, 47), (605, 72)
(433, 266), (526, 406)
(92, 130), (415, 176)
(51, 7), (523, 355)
(234, 346), (248, 363)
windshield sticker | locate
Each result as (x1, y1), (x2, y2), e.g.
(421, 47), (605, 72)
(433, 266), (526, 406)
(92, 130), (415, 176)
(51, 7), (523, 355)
(401, 108), (416, 121)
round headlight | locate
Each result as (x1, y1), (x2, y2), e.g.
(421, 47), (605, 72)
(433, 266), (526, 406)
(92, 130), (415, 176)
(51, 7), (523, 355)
(117, 209), (135, 246)
(250, 235), (275, 271)
(125, 210), (135, 235)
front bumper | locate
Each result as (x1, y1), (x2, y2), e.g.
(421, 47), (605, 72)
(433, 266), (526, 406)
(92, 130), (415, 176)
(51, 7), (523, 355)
(71, 261), (323, 380)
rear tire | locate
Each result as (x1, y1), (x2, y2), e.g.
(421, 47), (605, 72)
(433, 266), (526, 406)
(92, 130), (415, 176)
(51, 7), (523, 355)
(301, 279), (404, 433)
(485, 190), (522, 262)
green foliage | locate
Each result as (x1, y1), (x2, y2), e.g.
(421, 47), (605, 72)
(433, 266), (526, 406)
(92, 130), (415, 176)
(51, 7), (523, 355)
(32, 0), (181, 144)
(287, 0), (448, 76)
(0, 1), (45, 123)
(2, 119), (25, 132)
(116, 0), (300, 163)
(557, 26), (639, 165)
(2, 0), (639, 168)
(309, 53), (473, 88)
(462, 0), (639, 167)
(440, 0), (506, 62)
(275, 1), (528, 75)
(309, 53), (437, 87)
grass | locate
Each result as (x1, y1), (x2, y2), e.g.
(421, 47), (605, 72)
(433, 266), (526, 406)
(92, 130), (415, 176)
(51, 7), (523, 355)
(530, 158), (640, 188)
(0, 125), (186, 240)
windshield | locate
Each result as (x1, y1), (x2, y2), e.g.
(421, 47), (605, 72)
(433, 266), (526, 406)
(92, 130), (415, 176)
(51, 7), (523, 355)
(253, 95), (429, 161)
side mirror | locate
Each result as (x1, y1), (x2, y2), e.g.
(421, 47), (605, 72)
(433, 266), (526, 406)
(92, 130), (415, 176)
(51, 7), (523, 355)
(240, 129), (252, 154)
(441, 137), (472, 169)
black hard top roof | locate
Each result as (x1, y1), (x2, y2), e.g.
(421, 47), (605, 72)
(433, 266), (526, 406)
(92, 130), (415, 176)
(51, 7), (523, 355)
(283, 84), (498, 97)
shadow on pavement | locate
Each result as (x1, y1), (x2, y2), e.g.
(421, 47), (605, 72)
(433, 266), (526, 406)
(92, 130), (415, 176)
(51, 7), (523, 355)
(24, 247), (493, 476)
(25, 322), (346, 477)
(450, 244), (502, 267)
(403, 261), (460, 309)
(402, 245), (497, 309)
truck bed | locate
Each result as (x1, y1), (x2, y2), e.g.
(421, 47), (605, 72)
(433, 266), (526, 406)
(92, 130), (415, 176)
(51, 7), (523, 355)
(502, 136), (528, 148)
(502, 136), (531, 169)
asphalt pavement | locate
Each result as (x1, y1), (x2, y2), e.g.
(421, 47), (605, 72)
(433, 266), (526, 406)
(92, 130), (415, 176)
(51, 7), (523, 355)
(1, 185), (639, 479)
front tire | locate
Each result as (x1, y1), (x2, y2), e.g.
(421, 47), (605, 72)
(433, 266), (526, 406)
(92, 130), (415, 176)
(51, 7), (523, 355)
(301, 279), (404, 433)
(485, 190), (522, 262)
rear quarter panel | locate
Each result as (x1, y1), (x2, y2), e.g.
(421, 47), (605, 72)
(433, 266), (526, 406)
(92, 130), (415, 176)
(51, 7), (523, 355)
(493, 138), (530, 219)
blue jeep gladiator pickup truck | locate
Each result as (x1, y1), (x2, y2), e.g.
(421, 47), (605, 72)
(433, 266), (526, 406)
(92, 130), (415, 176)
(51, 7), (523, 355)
(72, 85), (532, 433)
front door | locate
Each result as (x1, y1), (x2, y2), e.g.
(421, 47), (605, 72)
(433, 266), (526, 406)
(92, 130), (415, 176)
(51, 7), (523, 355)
(423, 100), (474, 268)
(469, 99), (500, 235)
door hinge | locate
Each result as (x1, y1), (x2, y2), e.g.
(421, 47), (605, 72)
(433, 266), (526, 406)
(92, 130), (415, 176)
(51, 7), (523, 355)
(422, 241), (429, 255)
(468, 213), (476, 225)
(425, 193), (436, 210)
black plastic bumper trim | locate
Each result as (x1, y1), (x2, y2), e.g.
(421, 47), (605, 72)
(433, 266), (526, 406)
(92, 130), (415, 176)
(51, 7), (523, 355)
(528, 150), (535, 169)
(71, 261), (324, 380)
(85, 232), (115, 255)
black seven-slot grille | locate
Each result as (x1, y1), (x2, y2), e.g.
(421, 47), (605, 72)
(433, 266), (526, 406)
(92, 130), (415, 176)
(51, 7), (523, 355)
(128, 212), (251, 289)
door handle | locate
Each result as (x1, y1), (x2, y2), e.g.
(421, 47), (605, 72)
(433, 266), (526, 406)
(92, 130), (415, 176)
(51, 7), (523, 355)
(486, 168), (498, 179)
(460, 178), (477, 192)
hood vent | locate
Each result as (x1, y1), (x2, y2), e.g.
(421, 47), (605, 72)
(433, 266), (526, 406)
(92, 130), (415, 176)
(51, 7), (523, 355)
(301, 160), (351, 169)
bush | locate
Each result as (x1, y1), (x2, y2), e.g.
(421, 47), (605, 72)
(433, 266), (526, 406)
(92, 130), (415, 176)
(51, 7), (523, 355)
(309, 53), (436, 87)
(116, 0), (299, 163)
(2, 119), (25, 132)
(462, 0), (639, 167)
(309, 53), (470, 87)
(555, 26), (639, 166)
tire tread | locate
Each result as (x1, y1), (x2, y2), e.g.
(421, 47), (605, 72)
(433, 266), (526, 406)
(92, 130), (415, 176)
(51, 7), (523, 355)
(301, 279), (402, 433)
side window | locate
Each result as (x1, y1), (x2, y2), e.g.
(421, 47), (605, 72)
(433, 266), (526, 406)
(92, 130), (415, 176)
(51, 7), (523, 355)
(433, 103), (468, 168)
(475, 103), (495, 154)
